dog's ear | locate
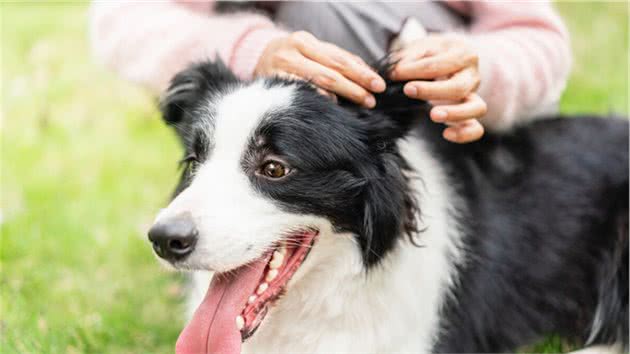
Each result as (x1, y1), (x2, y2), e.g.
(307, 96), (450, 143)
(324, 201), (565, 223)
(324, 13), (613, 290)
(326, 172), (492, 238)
(160, 59), (239, 124)
(371, 80), (432, 139)
(354, 85), (431, 162)
(363, 55), (433, 140)
(357, 151), (419, 266)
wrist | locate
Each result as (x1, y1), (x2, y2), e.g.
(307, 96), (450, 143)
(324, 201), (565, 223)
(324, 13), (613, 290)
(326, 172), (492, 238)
(230, 27), (288, 80)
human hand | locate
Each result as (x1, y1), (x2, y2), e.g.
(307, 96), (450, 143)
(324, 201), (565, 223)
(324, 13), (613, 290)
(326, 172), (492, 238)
(390, 34), (487, 143)
(254, 31), (386, 108)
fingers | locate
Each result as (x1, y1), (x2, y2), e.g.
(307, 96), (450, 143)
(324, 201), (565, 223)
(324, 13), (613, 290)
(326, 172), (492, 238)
(391, 49), (476, 81)
(386, 34), (484, 143)
(290, 31), (386, 93)
(318, 43), (386, 92)
(290, 56), (377, 107)
(430, 93), (487, 123)
(273, 71), (338, 103)
(432, 93), (487, 143)
(402, 67), (480, 101)
(316, 87), (338, 103)
(392, 45), (431, 66)
(442, 119), (484, 143)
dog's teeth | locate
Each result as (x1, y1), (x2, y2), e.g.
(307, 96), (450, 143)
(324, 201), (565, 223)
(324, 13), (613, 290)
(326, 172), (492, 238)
(256, 283), (268, 295)
(265, 269), (278, 282)
(236, 316), (244, 330)
(269, 251), (284, 269)
(278, 246), (287, 255)
(248, 295), (257, 304)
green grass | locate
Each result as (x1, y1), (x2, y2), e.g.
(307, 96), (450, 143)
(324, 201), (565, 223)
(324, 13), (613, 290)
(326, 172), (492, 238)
(1, 3), (182, 353)
(557, 2), (628, 114)
(1, 2), (627, 354)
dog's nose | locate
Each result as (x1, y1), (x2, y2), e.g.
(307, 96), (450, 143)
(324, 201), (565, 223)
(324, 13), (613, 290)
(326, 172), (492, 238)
(148, 214), (198, 261)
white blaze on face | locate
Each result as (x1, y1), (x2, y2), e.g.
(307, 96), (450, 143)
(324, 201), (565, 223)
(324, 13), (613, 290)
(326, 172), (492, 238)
(155, 82), (320, 271)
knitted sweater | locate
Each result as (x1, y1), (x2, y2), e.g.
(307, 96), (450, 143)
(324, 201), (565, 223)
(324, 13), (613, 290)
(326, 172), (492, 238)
(89, 1), (571, 131)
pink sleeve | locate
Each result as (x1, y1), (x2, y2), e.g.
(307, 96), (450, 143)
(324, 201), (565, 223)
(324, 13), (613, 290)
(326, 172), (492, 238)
(447, 1), (572, 131)
(89, 1), (287, 93)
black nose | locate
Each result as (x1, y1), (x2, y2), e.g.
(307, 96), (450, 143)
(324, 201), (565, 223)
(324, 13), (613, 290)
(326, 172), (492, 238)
(148, 214), (198, 261)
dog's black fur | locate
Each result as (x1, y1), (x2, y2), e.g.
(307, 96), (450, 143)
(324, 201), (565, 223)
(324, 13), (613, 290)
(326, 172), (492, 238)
(430, 115), (628, 352)
(161, 60), (628, 352)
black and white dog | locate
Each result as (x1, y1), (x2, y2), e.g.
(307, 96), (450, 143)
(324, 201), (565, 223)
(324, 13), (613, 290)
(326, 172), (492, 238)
(147, 60), (628, 354)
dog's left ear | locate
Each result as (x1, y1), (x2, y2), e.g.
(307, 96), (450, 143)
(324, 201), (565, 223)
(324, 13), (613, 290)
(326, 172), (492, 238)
(349, 81), (425, 266)
(357, 150), (419, 266)
(371, 80), (432, 140)
(359, 55), (432, 140)
(160, 59), (239, 125)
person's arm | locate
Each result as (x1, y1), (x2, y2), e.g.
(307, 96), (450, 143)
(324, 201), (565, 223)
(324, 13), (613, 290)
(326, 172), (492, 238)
(89, 1), (286, 92)
(450, 1), (572, 131)
(89, 1), (385, 106)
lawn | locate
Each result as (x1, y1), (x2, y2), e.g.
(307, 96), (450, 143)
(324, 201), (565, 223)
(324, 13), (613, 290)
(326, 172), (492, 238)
(1, 2), (627, 354)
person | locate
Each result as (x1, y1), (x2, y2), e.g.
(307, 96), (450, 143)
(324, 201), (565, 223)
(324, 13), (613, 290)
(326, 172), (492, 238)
(89, 1), (571, 143)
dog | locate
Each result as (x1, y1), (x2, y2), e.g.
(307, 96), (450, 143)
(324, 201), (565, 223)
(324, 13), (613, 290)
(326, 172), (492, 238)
(147, 59), (628, 354)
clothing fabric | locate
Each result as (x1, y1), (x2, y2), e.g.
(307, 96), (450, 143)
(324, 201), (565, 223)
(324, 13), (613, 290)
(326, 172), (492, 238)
(89, 1), (572, 131)
(272, 2), (466, 64)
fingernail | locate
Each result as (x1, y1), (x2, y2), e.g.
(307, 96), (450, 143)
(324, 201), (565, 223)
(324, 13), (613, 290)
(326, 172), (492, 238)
(404, 85), (417, 97)
(432, 109), (448, 122)
(444, 129), (457, 141)
(363, 96), (376, 108)
(370, 79), (386, 92)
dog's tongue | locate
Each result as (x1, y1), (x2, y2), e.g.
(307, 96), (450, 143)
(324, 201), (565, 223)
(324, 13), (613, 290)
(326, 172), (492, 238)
(176, 259), (268, 354)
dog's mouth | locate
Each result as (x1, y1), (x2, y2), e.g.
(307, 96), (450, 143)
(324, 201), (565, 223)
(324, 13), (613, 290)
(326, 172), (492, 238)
(176, 229), (318, 354)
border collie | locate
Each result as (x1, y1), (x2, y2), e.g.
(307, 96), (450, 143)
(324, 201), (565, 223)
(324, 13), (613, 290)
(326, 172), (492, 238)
(147, 60), (628, 354)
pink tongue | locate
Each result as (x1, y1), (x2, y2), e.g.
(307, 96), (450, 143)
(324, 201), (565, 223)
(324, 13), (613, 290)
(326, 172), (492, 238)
(175, 259), (268, 354)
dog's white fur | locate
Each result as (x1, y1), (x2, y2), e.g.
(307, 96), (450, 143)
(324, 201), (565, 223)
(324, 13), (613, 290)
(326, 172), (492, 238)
(155, 83), (466, 353)
(241, 136), (465, 354)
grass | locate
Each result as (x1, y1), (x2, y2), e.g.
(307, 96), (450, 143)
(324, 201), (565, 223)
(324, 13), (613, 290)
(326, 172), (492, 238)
(556, 2), (628, 114)
(1, 2), (627, 353)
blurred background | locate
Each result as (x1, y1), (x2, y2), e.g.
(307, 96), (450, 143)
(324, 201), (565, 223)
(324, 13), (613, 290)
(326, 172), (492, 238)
(1, 2), (628, 353)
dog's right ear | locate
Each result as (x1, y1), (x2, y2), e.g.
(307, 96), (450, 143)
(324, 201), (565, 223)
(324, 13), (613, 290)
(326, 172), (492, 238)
(160, 59), (239, 125)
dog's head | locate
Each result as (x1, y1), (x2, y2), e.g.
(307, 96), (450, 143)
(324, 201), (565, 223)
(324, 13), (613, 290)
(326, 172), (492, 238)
(148, 60), (427, 353)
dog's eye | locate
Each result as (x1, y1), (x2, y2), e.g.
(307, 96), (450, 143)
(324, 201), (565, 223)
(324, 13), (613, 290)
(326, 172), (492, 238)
(261, 161), (289, 179)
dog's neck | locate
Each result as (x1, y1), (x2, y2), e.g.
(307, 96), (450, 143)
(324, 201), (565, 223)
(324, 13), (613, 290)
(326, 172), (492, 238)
(242, 136), (464, 353)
